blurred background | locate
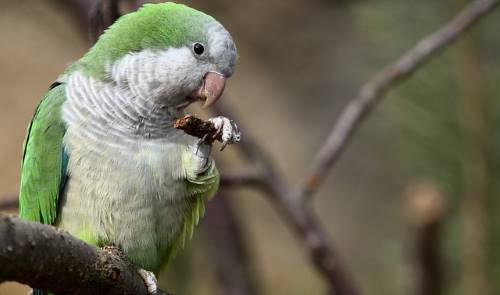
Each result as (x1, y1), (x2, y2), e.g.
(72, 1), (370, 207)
(0, 0), (499, 294)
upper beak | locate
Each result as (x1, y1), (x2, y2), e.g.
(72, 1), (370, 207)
(191, 71), (226, 108)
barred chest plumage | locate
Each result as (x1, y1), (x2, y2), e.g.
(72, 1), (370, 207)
(56, 70), (198, 271)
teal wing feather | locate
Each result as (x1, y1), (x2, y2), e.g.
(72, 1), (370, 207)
(19, 83), (68, 225)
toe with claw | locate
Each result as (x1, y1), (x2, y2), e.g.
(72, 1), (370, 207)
(208, 116), (241, 151)
(138, 269), (159, 295)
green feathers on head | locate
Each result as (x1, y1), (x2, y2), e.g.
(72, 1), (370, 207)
(69, 2), (215, 79)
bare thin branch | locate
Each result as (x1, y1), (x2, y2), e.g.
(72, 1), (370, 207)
(5, 0), (497, 294)
(220, 169), (266, 188)
(213, 102), (361, 295)
(213, 0), (499, 294)
(295, 0), (500, 200)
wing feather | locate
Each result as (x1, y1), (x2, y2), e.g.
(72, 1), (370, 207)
(162, 157), (219, 264)
(19, 84), (68, 225)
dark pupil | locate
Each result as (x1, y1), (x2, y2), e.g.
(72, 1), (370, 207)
(194, 43), (204, 55)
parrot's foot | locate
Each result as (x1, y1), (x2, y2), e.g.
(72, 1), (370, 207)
(101, 246), (162, 294)
(191, 142), (211, 174)
(138, 268), (159, 295)
(208, 116), (241, 151)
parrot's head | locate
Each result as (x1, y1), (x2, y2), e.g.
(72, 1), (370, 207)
(73, 2), (237, 110)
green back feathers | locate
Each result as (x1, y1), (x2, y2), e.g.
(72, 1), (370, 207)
(19, 84), (68, 224)
(70, 2), (214, 79)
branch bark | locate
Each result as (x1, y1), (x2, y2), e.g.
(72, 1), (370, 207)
(4, 0), (498, 294)
(294, 0), (499, 200)
(0, 195), (18, 211)
(173, 109), (357, 294)
(217, 0), (499, 294)
(0, 214), (169, 295)
(214, 101), (361, 295)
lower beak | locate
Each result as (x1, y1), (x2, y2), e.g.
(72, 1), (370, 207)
(191, 71), (226, 108)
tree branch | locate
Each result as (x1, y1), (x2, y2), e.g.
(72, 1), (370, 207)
(213, 101), (360, 295)
(0, 214), (169, 295)
(294, 0), (499, 200)
(0, 2), (167, 294)
(171, 109), (358, 294)
(0, 195), (18, 211)
(220, 169), (266, 189)
(4, 0), (497, 294)
(213, 0), (499, 294)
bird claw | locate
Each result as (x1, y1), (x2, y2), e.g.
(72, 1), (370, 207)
(138, 269), (159, 295)
(220, 141), (229, 151)
(100, 247), (160, 294)
(196, 134), (209, 148)
(212, 126), (223, 141)
(208, 116), (241, 151)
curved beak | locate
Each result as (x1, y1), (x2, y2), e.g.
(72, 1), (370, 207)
(191, 71), (226, 108)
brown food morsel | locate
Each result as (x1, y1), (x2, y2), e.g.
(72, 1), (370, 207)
(173, 114), (223, 144)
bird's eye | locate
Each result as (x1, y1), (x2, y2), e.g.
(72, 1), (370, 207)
(193, 43), (205, 55)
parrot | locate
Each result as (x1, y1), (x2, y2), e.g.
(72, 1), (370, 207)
(18, 2), (239, 294)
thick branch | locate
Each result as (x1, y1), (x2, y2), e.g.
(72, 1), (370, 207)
(9, 0), (496, 294)
(0, 214), (169, 295)
(295, 0), (499, 200)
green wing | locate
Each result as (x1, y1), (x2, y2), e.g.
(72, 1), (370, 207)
(180, 159), (219, 245)
(19, 84), (68, 225)
(162, 156), (219, 265)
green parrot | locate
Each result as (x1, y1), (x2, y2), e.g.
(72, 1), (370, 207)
(18, 3), (239, 294)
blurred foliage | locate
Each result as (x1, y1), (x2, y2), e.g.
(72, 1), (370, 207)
(1, 0), (499, 295)
(353, 0), (500, 294)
